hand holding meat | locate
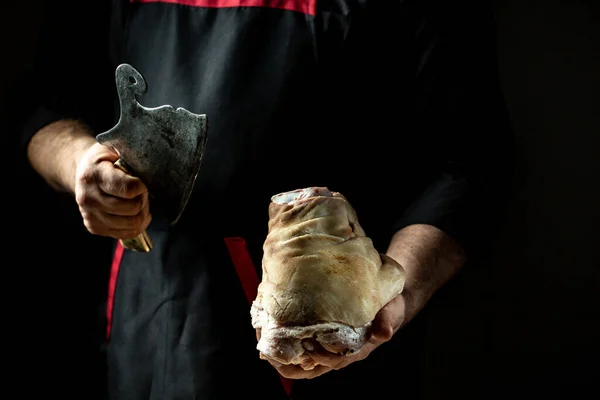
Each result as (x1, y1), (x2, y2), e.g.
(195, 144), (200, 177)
(75, 142), (151, 239)
(252, 187), (406, 378)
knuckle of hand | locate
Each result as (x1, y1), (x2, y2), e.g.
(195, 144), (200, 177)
(83, 220), (100, 235)
(75, 192), (93, 207)
(124, 181), (143, 199)
(132, 198), (145, 215)
(132, 214), (146, 230)
(381, 326), (394, 342)
(77, 169), (96, 186)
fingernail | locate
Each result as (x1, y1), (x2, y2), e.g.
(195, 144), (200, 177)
(302, 341), (314, 351)
(271, 360), (282, 367)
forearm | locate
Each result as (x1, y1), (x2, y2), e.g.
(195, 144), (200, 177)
(27, 119), (96, 194)
(386, 224), (466, 323)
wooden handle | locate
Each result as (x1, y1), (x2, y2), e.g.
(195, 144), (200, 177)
(114, 159), (153, 253)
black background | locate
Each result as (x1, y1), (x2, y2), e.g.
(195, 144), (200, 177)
(2, 0), (599, 399)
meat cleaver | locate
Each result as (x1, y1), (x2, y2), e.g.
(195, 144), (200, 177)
(95, 64), (208, 252)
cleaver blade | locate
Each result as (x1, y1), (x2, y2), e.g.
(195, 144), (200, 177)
(95, 63), (208, 252)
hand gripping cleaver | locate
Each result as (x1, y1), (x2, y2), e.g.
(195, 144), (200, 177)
(96, 63), (208, 252)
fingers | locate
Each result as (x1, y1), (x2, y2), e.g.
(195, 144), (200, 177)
(255, 295), (407, 381)
(301, 340), (348, 369)
(269, 360), (332, 380)
(75, 143), (152, 240)
(284, 295), (408, 376)
(257, 341), (333, 379)
(78, 185), (149, 217)
(80, 201), (152, 239)
(257, 338), (379, 379)
(95, 161), (148, 199)
(303, 339), (377, 370)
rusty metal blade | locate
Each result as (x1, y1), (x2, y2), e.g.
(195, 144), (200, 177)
(96, 63), (208, 224)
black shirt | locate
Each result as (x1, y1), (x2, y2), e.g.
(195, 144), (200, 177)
(22, 1), (513, 398)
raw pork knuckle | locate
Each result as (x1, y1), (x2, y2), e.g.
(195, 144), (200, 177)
(251, 187), (406, 369)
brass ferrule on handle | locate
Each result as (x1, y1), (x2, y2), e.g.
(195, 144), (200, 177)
(114, 159), (153, 253)
(120, 230), (153, 252)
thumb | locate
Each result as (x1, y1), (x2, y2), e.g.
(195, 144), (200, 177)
(370, 294), (406, 343)
(95, 143), (121, 163)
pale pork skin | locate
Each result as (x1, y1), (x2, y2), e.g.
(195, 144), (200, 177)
(251, 187), (406, 369)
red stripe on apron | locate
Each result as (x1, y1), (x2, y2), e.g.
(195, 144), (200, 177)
(106, 241), (125, 340)
(224, 237), (294, 398)
(131, 0), (317, 16)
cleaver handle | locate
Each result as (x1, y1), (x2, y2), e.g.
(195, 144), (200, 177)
(114, 159), (153, 253)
